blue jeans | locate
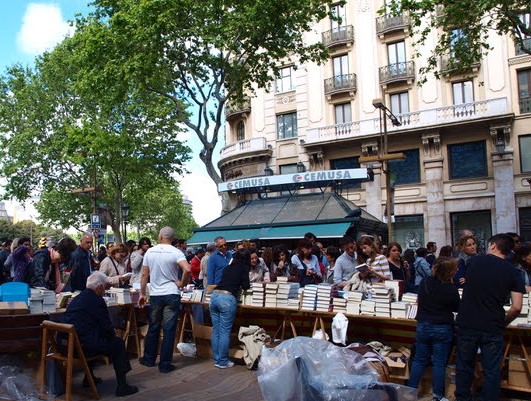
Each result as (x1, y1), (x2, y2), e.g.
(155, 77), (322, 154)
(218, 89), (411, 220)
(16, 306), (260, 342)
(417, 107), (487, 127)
(407, 322), (453, 400)
(143, 294), (181, 371)
(455, 328), (504, 401)
(209, 292), (237, 366)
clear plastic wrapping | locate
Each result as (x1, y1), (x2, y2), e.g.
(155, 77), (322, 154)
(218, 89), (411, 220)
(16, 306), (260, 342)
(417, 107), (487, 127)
(257, 337), (417, 401)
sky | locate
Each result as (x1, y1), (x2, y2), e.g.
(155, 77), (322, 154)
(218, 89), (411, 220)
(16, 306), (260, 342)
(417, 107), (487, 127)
(0, 1), (222, 227)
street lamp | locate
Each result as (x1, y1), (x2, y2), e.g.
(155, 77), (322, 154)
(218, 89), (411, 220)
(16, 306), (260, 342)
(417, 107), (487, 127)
(359, 98), (404, 244)
(121, 203), (130, 242)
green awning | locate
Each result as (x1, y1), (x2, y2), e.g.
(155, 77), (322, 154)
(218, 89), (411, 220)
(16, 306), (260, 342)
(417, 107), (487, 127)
(258, 222), (351, 240)
(187, 228), (266, 245)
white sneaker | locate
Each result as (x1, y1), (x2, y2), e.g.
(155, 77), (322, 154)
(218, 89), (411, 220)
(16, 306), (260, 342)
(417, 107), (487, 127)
(215, 361), (235, 369)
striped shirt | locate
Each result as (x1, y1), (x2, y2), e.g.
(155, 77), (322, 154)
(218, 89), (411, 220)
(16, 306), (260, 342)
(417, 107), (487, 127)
(367, 254), (392, 281)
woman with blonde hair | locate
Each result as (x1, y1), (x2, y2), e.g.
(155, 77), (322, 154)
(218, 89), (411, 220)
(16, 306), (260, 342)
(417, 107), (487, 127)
(407, 257), (460, 401)
(357, 236), (391, 282)
(99, 243), (131, 287)
(454, 235), (478, 288)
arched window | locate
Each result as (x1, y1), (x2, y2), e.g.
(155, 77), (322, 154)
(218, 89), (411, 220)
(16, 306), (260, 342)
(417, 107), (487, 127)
(236, 121), (245, 141)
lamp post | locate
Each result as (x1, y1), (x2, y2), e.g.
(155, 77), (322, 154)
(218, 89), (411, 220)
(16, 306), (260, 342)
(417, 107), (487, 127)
(121, 203), (130, 242)
(359, 99), (403, 244)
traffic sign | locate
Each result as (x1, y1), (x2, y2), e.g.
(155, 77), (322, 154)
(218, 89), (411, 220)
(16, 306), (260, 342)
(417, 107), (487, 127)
(91, 213), (101, 229)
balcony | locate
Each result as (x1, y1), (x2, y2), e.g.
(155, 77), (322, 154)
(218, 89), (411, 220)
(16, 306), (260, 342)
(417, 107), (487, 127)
(519, 97), (531, 114)
(379, 61), (415, 86)
(321, 25), (354, 48)
(515, 38), (531, 56)
(218, 137), (272, 167)
(305, 97), (510, 145)
(440, 55), (480, 75)
(323, 73), (357, 98)
(225, 98), (251, 121)
(375, 14), (410, 37)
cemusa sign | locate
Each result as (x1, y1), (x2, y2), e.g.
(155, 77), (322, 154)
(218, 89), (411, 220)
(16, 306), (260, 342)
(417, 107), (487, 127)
(218, 168), (368, 192)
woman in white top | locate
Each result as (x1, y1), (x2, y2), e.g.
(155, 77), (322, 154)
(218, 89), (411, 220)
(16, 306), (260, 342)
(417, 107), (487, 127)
(358, 236), (392, 282)
(99, 243), (131, 287)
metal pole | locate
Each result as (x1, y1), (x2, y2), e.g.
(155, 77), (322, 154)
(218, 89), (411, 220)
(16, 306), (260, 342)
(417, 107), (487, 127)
(383, 110), (392, 243)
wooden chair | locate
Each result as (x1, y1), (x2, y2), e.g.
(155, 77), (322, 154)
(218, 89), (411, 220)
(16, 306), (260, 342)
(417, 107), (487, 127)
(38, 320), (107, 401)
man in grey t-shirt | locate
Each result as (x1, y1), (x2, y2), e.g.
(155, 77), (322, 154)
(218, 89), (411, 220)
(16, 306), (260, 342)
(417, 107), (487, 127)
(333, 236), (358, 288)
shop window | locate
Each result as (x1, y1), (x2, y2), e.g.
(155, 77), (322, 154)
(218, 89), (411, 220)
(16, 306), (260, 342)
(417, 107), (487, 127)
(275, 66), (295, 93)
(330, 157), (360, 189)
(388, 149), (420, 185)
(518, 69), (531, 114)
(277, 112), (298, 139)
(520, 135), (531, 173)
(448, 141), (487, 179)
(393, 215), (424, 250)
(519, 207), (531, 242)
(450, 210), (492, 252)
(236, 121), (245, 142)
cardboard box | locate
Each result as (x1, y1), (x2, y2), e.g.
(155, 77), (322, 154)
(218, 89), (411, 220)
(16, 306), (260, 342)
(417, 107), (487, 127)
(0, 301), (29, 315)
(508, 356), (531, 388)
(387, 348), (411, 379)
(192, 324), (213, 359)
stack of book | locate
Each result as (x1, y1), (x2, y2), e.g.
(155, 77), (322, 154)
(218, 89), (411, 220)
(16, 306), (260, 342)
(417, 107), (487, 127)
(332, 297), (347, 313)
(241, 289), (253, 306)
(180, 289), (204, 303)
(508, 293), (531, 326)
(346, 290), (364, 315)
(316, 284), (333, 312)
(360, 299), (376, 315)
(401, 292), (418, 304)
(41, 289), (57, 313)
(29, 289), (44, 314)
(370, 285), (393, 317)
(276, 282), (300, 308)
(406, 303), (418, 319)
(390, 301), (408, 318)
(109, 287), (132, 304)
(251, 283), (265, 307)
(300, 285), (318, 311)
(265, 283), (278, 308)
(383, 280), (403, 301)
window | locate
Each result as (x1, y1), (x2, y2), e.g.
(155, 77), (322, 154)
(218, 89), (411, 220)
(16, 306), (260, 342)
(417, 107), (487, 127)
(448, 141), (487, 179)
(388, 149), (420, 185)
(518, 69), (531, 114)
(333, 54), (349, 88)
(277, 112), (298, 139)
(387, 41), (406, 76)
(335, 103), (352, 124)
(236, 121), (245, 141)
(452, 80), (474, 116)
(330, 157), (360, 189)
(390, 92), (409, 115)
(275, 66), (295, 93)
(330, 3), (347, 31)
(520, 135), (531, 172)
(450, 28), (468, 57)
(280, 164), (298, 174)
(393, 215), (424, 249)
(451, 210), (492, 251)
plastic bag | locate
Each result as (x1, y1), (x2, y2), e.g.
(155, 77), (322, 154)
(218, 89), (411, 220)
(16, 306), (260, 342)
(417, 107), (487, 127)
(45, 359), (65, 396)
(177, 342), (197, 357)
(331, 312), (348, 345)
(257, 337), (416, 401)
(312, 329), (329, 341)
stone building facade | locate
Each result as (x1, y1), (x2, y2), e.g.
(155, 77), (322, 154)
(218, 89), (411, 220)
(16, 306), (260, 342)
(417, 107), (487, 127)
(219, 1), (531, 248)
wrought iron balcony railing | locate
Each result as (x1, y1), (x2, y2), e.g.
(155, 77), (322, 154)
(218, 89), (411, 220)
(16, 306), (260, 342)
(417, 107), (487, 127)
(225, 98), (251, 120)
(321, 25), (354, 48)
(379, 61), (415, 85)
(375, 14), (410, 36)
(323, 73), (357, 96)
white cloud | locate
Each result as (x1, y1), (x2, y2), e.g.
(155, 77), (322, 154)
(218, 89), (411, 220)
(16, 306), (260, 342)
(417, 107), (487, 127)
(179, 168), (222, 227)
(17, 3), (74, 56)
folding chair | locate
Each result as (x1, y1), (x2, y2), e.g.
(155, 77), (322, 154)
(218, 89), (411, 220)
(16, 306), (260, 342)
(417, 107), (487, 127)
(38, 320), (107, 401)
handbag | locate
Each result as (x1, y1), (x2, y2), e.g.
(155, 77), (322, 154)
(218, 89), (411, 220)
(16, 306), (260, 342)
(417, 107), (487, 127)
(297, 256), (317, 287)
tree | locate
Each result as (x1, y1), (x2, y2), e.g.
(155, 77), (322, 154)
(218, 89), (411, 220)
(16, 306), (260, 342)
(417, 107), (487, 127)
(0, 38), (192, 241)
(388, 0), (531, 81)
(71, 0), (339, 211)
(0, 218), (66, 245)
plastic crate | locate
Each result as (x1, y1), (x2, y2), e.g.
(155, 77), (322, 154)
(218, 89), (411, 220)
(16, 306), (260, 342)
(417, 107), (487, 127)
(0, 282), (30, 302)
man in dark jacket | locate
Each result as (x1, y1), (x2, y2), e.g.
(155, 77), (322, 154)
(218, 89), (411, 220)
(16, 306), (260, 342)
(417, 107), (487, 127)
(65, 233), (93, 292)
(0, 240), (12, 284)
(62, 272), (137, 397)
(32, 238), (77, 289)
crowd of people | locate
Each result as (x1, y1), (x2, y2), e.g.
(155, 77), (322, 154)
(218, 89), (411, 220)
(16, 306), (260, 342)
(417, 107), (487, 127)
(1, 227), (529, 401)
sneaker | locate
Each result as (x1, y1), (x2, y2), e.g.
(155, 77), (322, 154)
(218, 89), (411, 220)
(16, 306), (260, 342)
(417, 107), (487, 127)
(214, 361), (235, 369)
(138, 357), (155, 367)
(159, 364), (176, 373)
(116, 384), (139, 397)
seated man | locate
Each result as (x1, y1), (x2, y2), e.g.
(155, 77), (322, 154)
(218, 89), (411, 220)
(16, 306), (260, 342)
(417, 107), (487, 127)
(62, 271), (138, 397)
